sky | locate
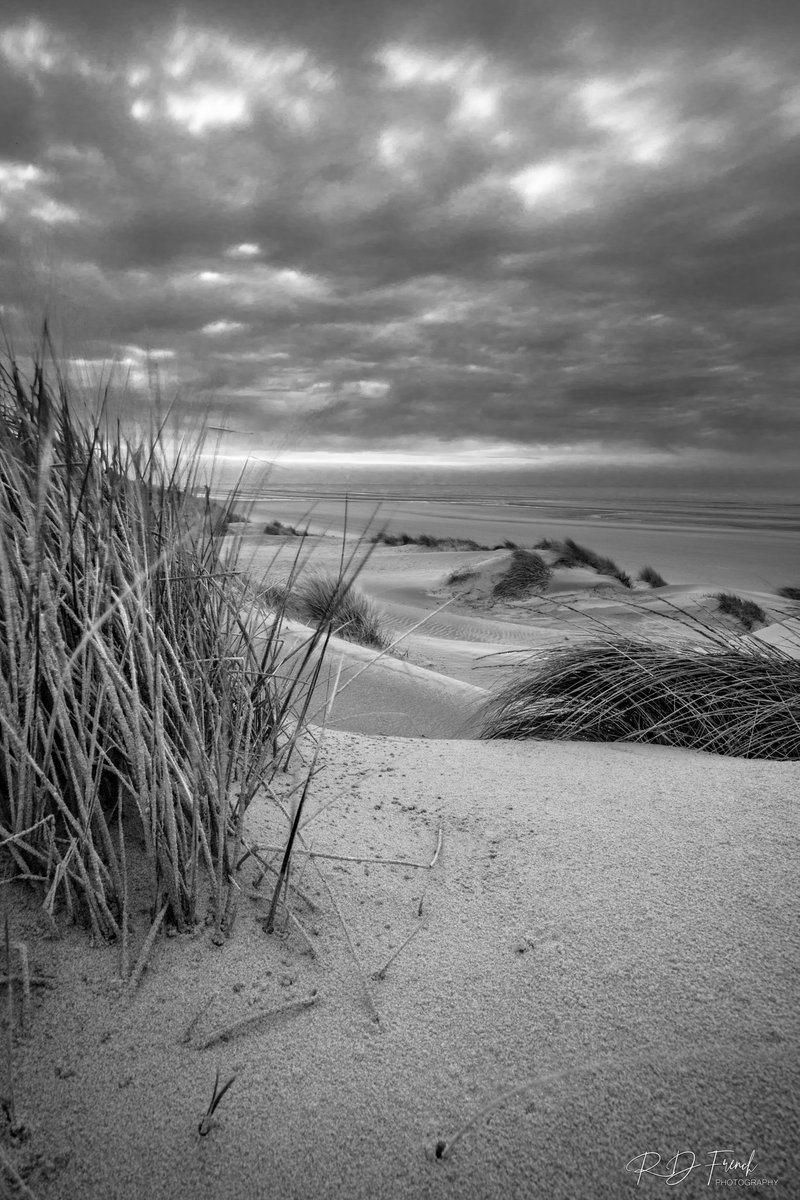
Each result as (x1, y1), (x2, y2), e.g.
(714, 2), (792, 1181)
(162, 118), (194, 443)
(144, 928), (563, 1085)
(1, 0), (799, 476)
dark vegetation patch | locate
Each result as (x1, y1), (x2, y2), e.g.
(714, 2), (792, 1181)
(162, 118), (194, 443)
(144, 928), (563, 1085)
(295, 574), (390, 650)
(638, 565), (668, 588)
(492, 550), (551, 599)
(264, 519), (305, 536)
(445, 565), (479, 585)
(715, 592), (766, 631)
(777, 586), (800, 601)
(534, 537), (632, 588)
(481, 640), (800, 760)
(371, 530), (490, 551)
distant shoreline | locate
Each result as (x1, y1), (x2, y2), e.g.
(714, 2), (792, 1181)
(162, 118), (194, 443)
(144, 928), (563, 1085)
(215, 488), (800, 534)
(230, 496), (798, 594)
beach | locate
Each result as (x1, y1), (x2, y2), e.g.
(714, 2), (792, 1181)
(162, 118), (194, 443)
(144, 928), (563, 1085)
(4, 503), (799, 1199)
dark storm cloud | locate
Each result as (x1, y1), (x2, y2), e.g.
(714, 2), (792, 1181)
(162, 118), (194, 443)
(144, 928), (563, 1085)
(1, 0), (799, 462)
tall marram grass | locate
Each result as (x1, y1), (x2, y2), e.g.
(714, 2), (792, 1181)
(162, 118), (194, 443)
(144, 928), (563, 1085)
(481, 637), (800, 760)
(492, 550), (551, 598)
(0, 344), (331, 949)
(299, 573), (389, 649)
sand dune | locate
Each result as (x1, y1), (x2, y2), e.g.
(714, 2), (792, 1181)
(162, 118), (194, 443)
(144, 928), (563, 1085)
(4, 528), (799, 1200)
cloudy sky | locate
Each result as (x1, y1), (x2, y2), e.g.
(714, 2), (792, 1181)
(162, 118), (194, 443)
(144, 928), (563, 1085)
(1, 0), (799, 473)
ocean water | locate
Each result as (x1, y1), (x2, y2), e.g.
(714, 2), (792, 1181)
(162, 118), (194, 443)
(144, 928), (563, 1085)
(204, 458), (798, 591)
(207, 460), (800, 533)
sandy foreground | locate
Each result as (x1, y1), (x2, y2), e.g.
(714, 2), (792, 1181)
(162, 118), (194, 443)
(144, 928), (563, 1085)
(3, 525), (799, 1199)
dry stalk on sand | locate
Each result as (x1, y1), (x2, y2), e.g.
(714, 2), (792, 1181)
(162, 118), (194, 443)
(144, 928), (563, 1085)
(372, 923), (426, 980)
(198, 1067), (238, 1137)
(0, 1143), (40, 1200)
(194, 992), (320, 1051)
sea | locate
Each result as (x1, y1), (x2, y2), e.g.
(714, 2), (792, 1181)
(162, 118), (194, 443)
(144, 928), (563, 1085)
(205, 459), (800, 534)
(196, 456), (799, 592)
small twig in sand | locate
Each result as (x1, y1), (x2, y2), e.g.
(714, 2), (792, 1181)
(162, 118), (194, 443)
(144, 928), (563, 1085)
(311, 859), (379, 1023)
(195, 992), (319, 1051)
(435, 1082), (531, 1160)
(239, 840), (319, 911)
(265, 748), (321, 933)
(435, 1054), (616, 1161)
(0, 1143), (40, 1199)
(180, 996), (215, 1047)
(11, 944), (31, 1031)
(284, 905), (318, 958)
(372, 923), (426, 980)
(127, 902), (168, 993)
(417, 827), (444, 917)
(3, 917), (16, 1131)
(198, 1067), (237, 1136)
(255, 845), (437, 870)
(0, 975), (53, 990)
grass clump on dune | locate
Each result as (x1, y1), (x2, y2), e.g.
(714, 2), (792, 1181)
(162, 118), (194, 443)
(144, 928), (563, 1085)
(298, 573), (389, 649)
(553, 537), (633, 588)
(371, 530), (489, 551)
(492, 550), (551, 599)
(264, 519), (305, 536)
(536, 537), (632, 588)
(445, 564), (478, 585)
(638, 565), (668, 588)
(481, 640), (800, 760)
(777, 586), (800, 601)
(716, 592), (766, 631)
(0, 340), (332, 951)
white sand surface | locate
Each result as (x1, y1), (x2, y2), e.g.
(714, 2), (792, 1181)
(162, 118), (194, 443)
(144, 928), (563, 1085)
(5, 733), (798, 1199)
(3, 531), (799, 1199)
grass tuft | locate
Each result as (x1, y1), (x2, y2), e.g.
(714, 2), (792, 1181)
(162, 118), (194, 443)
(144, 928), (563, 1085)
(715, 592), (766, 631)
(492, 550), (551, 599)
(638, 565), (668, 588)
(371, 531), (490, 551)
(263, 519), (305, 536)
(298, 574), (389, 649)
(548, 537), (632, 588)
(0, 337), (332, 948)
(776, 586), (800, 601)
(445, 565), (478, 585)
(481, 639), (800, 759)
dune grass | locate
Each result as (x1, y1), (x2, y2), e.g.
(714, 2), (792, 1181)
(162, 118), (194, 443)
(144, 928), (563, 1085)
(777, 586), (800, 601)
(716, 592), (766, 631)
(371, 530), (489, 551)
(481, 634), (800, 760)
(0, 341), (337, 951)
(535, 537), (632, 588)
(492, 550), (551, 599)
(445, 565), (478, 585)
(638, 565), (668, 588)
(263, 519), (306, 536)
(297, 574), (390, 650)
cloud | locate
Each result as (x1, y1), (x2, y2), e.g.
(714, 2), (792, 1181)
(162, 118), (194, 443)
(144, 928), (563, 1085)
(0, 0), (798, 466)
